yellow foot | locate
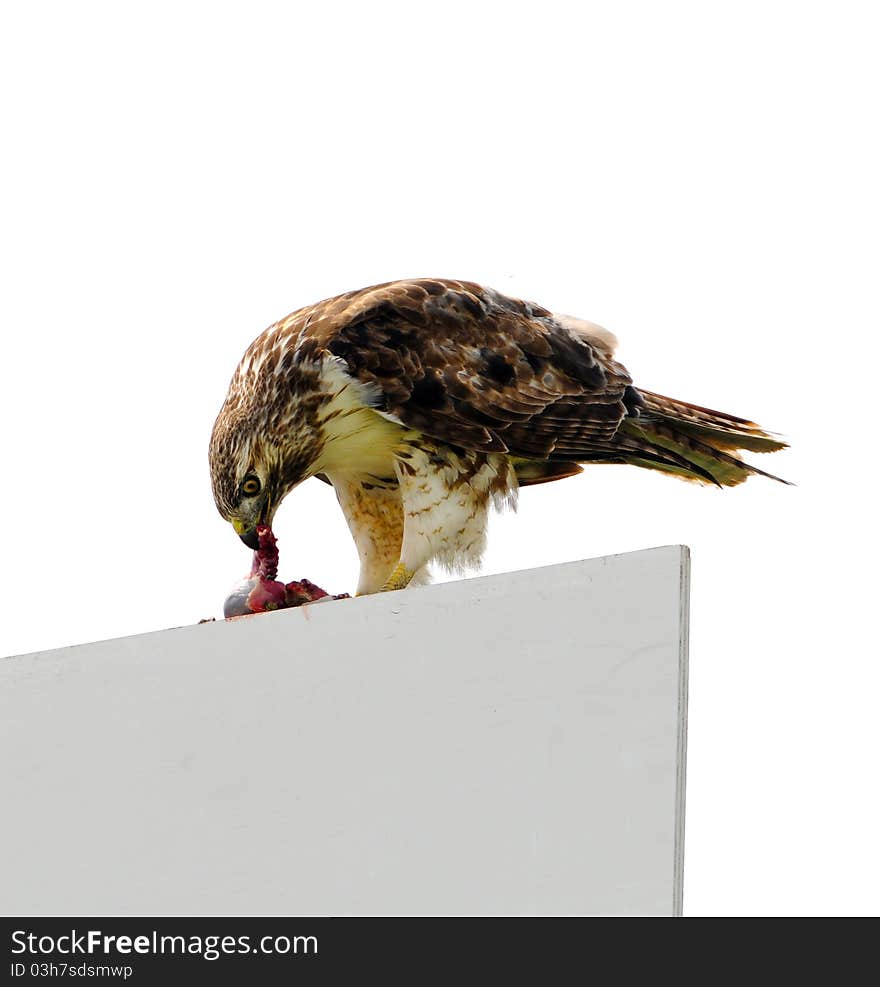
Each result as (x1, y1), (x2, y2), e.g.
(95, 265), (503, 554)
(381, 561), (415, 592)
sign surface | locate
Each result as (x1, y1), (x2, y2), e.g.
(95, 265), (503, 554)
(1, 546), (689, 916)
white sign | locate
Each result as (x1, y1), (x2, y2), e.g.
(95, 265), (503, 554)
(1, 546), (689, 916)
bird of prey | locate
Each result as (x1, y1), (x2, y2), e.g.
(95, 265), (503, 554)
(210, 278), (786, 595)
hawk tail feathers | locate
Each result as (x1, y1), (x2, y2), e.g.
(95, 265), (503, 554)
(617, 390), (790, 487)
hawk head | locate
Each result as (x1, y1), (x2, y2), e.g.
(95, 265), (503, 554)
(210, 331), (362, 551)
(209, 416), (284, 550)
(209, 365), (326, 551)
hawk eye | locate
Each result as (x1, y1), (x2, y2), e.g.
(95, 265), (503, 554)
(240, 476), (261, 497)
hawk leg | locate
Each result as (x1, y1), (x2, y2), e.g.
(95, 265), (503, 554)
(326, 472), (405, 595)
(394, 438), (518, 578)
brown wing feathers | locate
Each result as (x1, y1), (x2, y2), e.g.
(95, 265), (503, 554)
(305, 278), (632, 459)
(294, 278), (786, 488)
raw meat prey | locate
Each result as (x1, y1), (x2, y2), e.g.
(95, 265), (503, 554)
(223, 525), (346, 617)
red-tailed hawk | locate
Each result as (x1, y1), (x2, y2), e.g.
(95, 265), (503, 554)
(209, 278), (787, 594)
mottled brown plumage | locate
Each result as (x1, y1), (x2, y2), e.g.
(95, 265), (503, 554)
(209, 278), (787, 594)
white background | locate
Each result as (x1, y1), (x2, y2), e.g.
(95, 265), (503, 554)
(1, 2), (876, 916)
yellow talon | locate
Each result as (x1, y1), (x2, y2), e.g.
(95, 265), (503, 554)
(381, 561), (415, 592)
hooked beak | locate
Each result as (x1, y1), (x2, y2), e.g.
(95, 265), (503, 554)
(232, 496), (271, 550)
(233, 520), (261, 551)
